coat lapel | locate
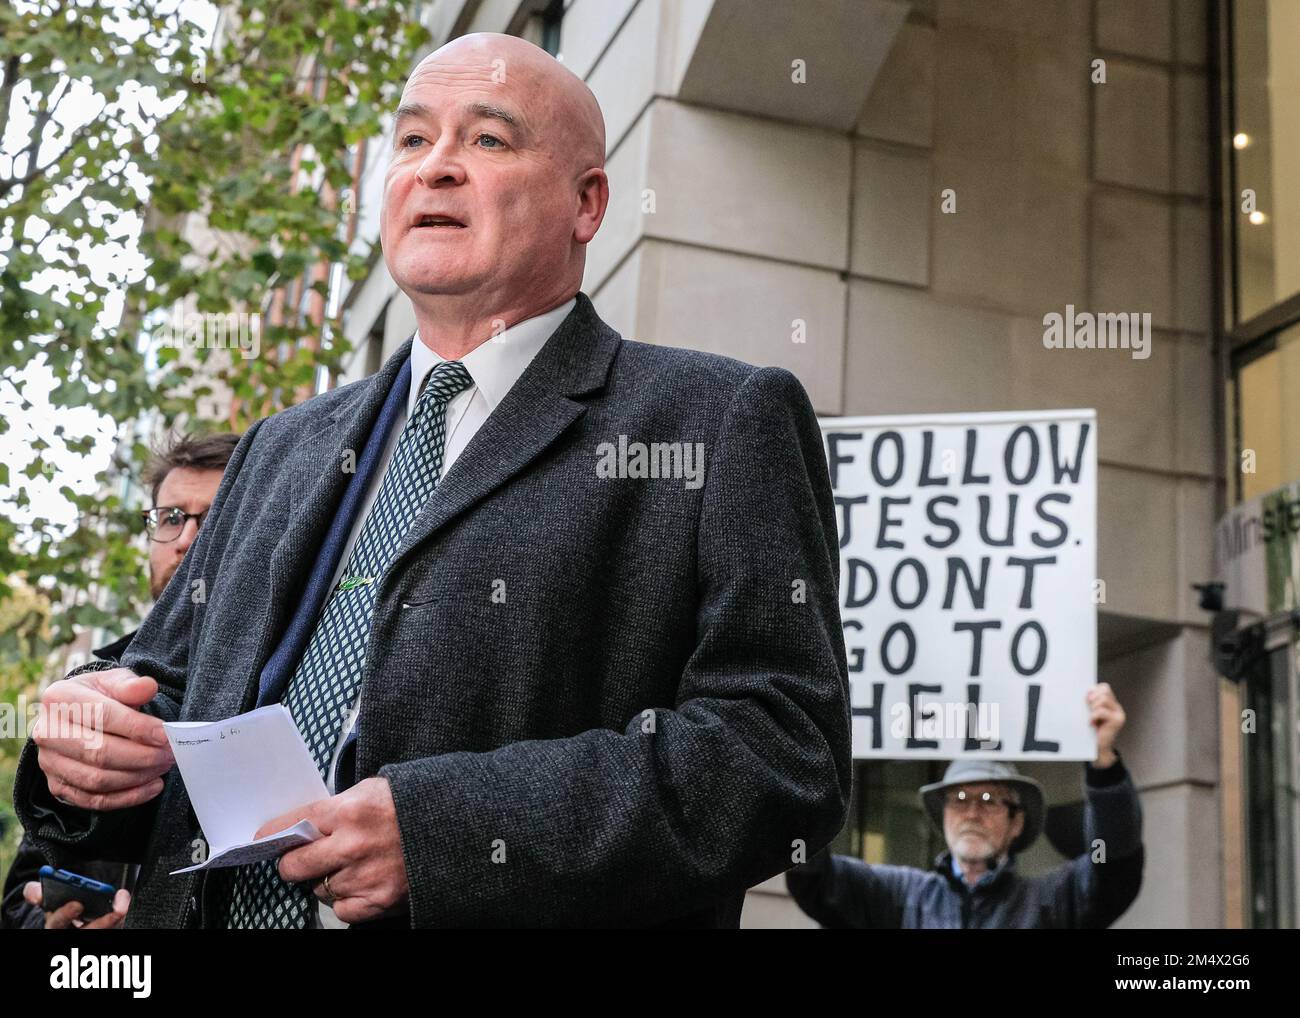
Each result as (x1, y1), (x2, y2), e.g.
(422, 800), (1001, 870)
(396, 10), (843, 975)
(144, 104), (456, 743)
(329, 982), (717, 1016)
(388, 292), (620, 576)
(238, 292), (618, 708)
(249, 338), (415, 701)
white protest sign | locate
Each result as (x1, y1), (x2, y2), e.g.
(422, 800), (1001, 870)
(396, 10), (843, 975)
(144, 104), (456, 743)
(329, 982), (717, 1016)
(820, 409), (1098, 760)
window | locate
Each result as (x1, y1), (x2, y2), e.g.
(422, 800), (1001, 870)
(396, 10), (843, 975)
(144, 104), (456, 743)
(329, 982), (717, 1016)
(520, 0), (564, 57)
(1228, 0), (1300, 325)
(834, 760), (946, 867)
(1233, 322), (1300, 501)
(1220, 1), (1300, 927)
(1240, 645), (1299, 928)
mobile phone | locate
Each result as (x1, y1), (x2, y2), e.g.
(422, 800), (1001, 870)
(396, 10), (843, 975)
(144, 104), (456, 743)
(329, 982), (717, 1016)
(38, 865), (117, 920)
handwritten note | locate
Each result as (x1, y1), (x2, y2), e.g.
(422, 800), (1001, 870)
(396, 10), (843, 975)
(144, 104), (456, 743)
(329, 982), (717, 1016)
(163, 705), (328, 874)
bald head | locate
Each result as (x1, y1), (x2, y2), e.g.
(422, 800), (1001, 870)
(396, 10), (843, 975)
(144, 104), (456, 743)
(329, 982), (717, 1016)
(381, 31), (610, 351)
(408, 33), (605, 177)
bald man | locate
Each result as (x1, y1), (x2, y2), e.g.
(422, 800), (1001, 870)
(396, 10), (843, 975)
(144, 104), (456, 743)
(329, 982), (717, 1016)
(15, 33), (851, 928)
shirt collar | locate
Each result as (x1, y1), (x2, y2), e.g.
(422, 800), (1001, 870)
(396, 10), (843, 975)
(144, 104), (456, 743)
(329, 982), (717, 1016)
(945, 851), (1010, 889)
(408, 297), (576, 418)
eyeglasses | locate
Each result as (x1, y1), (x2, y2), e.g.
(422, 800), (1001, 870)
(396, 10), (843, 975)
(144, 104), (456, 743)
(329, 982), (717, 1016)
(141, 505), (209, 543)
(943, 789), (1021, 815)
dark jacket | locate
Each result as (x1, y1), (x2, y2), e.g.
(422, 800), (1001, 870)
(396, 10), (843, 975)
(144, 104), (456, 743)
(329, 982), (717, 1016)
(786, 758), (1144, 929)
(2, 632), (137, 929)
(13, 292), (852, 928)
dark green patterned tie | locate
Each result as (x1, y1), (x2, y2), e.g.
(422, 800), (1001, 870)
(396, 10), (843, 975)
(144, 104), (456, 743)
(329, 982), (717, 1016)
(220, 360), (474, 928)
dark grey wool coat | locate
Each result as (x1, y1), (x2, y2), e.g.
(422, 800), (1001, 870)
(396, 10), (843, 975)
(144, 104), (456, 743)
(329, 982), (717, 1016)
(15, 292), (852, 928)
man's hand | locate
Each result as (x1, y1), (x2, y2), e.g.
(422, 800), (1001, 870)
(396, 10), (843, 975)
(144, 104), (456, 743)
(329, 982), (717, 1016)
(256, 777), (409, 925)
(1087, 682), (1126, 768)
(32, 668), (175, 811)
(22, 881), (131, 930)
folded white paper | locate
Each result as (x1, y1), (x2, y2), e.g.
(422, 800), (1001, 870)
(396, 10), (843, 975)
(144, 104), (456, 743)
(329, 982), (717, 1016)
(163, 705), (328, 875)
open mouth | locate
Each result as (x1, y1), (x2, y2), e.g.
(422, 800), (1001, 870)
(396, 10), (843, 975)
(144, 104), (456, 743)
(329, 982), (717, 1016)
(412, 214), (467, 229)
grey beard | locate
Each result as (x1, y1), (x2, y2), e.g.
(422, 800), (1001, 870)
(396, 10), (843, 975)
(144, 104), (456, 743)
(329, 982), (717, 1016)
(953, 839), (1002, 867)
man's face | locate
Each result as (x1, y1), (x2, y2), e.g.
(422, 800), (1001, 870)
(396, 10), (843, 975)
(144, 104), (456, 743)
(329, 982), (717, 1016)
(941, 781), (1025, 864)
(380, 43), (599, 313)
(148, 467), (224, 600)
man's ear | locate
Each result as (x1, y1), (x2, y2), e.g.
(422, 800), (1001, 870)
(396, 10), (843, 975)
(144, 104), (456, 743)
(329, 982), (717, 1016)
(1009, 809), (1025, 844)
(574, 168), (608, 244)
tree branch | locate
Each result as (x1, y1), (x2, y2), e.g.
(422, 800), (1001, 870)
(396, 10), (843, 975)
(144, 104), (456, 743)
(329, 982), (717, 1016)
(16, 74), (70, 175)
(0, 56), (21, 144)
(0, 117), (98, 200)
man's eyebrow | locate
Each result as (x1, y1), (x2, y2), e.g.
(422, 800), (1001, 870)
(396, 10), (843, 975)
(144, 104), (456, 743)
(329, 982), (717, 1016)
(396, 100), (437, 124)
(466, 101), (521, 130)
(392, 100), (527, 139)
(468, 101), (530, 143)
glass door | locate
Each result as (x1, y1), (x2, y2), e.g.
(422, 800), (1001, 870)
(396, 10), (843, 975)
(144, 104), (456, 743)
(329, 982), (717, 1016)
(1242, 636), (1300, 927)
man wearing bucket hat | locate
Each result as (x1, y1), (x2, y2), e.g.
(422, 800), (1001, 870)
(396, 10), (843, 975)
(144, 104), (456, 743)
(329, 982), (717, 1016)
(786, 683), (1143, 928)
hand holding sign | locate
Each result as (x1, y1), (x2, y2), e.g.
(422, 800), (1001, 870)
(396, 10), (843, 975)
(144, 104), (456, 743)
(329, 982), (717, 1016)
(1087, 682), (1125, 767)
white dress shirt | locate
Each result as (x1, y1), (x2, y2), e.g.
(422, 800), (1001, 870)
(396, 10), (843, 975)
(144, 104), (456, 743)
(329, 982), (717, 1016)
(313, 296), (574, 928)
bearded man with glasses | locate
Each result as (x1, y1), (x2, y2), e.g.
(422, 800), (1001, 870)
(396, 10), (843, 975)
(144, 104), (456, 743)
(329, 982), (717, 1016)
(787, 683), (1144, 929)
(2, 431), (239, 929)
